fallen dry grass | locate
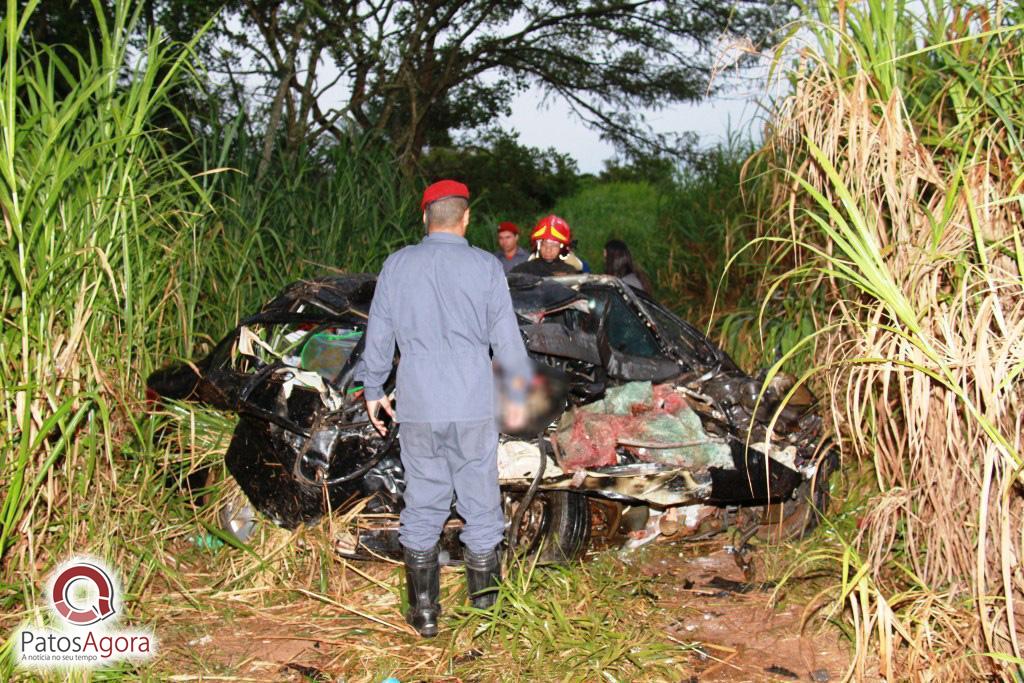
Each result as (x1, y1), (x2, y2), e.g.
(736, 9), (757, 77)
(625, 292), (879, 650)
(35, 529), (849, 682)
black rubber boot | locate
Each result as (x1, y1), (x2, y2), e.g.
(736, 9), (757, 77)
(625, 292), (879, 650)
(402, 545), (440, 637)
(464, 546), (502, 609)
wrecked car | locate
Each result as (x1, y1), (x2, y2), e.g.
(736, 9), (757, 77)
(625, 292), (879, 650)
(148, 273), (837, 563)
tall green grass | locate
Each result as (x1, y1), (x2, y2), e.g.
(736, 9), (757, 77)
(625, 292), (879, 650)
(0, 0), (419, 649)
(0, 0), (205, 567)
(750, 0), (1024, 676)
(172, 122), (418, 354)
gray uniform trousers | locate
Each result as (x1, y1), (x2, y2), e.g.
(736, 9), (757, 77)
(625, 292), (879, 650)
(398, 418), (505, 554)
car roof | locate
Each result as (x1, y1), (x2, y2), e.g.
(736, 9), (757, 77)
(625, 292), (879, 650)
(509, 273), (741, 375)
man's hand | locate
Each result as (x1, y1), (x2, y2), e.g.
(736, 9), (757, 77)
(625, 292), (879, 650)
(366, 394), (395, 436)
(503, 400), (527, 433)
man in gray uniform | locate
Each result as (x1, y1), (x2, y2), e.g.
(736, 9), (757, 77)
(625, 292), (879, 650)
(357, 179), (532, 637)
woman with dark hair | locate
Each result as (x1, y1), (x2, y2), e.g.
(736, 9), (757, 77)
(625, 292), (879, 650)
(603, 239), (651, 293)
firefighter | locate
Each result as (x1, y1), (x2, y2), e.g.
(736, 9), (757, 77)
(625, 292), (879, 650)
(493, 221), (528, 273)
(357, 180), (532, 637)
(511, 214), (585, 276)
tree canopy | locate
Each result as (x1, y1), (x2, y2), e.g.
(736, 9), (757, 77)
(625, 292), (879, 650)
(421, 130), (580, 219)
(23, 0), (790, 172)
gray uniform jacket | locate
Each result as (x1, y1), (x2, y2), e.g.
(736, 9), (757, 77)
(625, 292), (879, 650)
(493, 246), (528, 273)
(358, 232), (531, 423)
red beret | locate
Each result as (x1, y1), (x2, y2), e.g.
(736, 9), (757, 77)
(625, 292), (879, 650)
(497, 221), (519, 235)
(421, 179), (470, 211)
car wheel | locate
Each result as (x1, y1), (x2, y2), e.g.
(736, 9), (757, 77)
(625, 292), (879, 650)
(755, 448), (838, 542)
(505, 490), (591, 563)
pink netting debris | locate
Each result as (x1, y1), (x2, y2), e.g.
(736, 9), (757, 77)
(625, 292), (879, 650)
(555, 383), (695, 472)
(558, 411), (622, 470)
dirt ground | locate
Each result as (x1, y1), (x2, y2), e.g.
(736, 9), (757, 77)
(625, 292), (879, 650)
(148, 536), (853, 682)
(636, 545), (851, 682)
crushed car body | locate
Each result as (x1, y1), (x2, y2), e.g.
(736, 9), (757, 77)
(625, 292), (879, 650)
(148, 273), (836, 562)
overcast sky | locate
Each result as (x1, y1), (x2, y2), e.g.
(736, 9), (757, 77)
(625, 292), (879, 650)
(497, 58), (774, 173)
(502, 91), (766, 173)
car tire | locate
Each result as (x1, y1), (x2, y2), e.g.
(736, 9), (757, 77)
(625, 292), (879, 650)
(755, 448), (838, 541)
(505, 490), (591, 563)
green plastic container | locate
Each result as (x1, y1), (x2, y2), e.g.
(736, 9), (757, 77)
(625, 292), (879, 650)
(300, 330), (362, 380)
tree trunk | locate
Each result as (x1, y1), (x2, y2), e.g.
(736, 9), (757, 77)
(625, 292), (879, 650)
(258, 72), (292, 182)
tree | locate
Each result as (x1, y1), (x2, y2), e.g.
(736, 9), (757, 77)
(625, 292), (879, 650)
(166, 0), (790, 171)
(600, 150), (684, 186)
(18, 0), (110, 50)
(421, 130), (579, 218)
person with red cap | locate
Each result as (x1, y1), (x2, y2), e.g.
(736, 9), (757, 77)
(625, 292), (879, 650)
(511, 214), (585, 276)
(493, 221), (528, 273)
(357, 179), (532, 638)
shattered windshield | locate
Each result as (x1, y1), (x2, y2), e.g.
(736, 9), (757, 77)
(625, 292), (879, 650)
(638, 298), (738, 373)
(583, 287), (662, 358)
